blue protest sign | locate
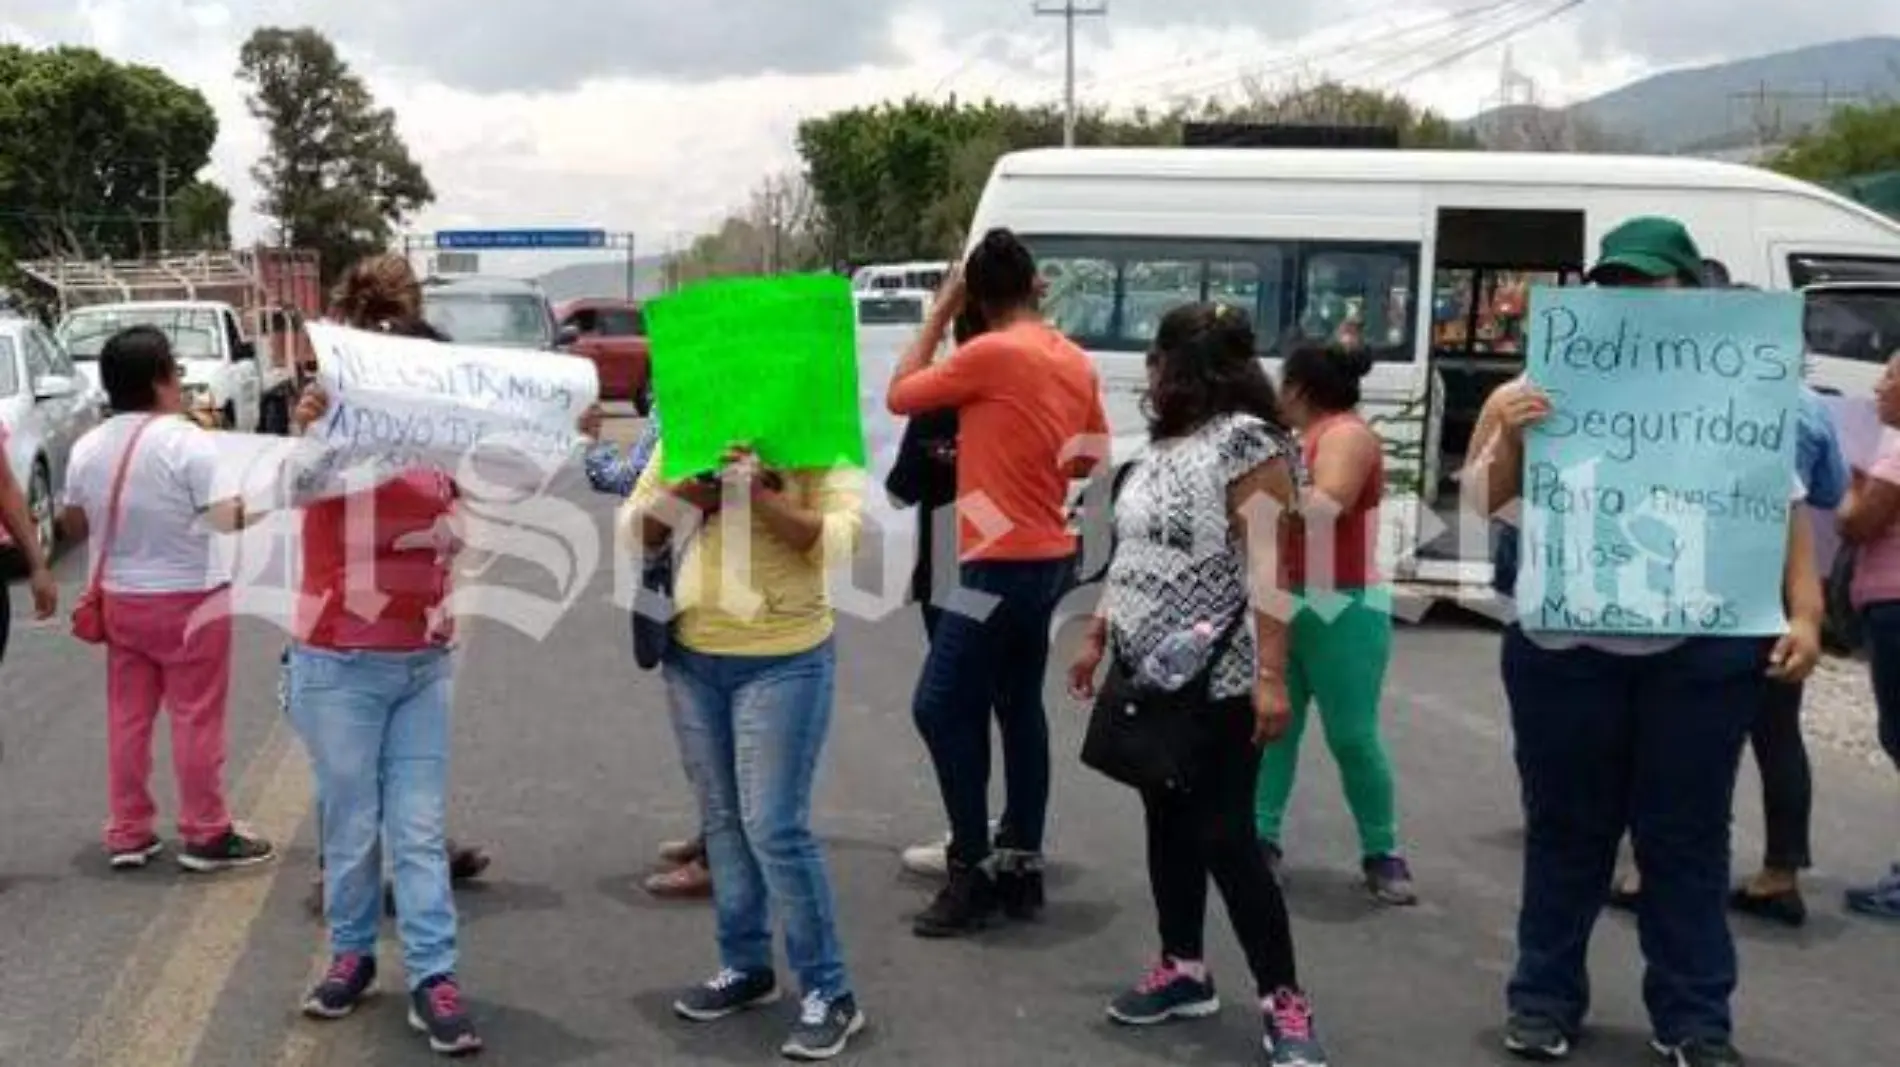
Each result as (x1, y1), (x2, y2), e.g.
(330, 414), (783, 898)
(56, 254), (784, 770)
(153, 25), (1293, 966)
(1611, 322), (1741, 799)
(1515, 287), (1802, 636)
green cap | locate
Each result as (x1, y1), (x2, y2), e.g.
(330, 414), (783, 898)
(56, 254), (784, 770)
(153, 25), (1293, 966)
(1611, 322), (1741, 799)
(1588, 216), (1704, 285)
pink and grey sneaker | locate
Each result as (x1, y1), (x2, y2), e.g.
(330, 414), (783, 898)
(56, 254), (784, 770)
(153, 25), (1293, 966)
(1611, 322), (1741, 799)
(409, 974), (482, 1057)
(1263, 988), (1329, 1066)
(302, 953), (376, 1019)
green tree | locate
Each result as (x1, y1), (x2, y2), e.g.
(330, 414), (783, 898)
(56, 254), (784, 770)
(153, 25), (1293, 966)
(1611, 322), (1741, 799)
(1772, 103), (1900, 184)
(789, 82), (1473, 265)
(168, 179), (234, 250)
(0, 45), (225, 261)
(238, 27), (433, 287)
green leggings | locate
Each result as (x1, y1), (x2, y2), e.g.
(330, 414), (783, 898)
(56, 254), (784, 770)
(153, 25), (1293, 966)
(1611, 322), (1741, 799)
(1254, 588), (1400, 858)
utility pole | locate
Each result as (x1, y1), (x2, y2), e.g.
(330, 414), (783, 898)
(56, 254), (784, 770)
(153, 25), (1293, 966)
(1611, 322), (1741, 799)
(1035, 0), (1107, 148)
(156, 154), (170, 255)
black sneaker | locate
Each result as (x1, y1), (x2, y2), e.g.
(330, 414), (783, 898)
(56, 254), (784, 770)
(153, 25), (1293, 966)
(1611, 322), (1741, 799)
(673, 968), (780, 1022)
(1107, 960), (1220, 1026)
(178, 829), (275, 873)
(780, 991), (866, 1061)
(408, 974), (483, 1056)
(993, 851), (1045, 921)
(1728, 885), (1806, 928)
(1504, 1014), (1573, 1061)
(302, 953), (377, 1019)
(1652, 1037), (1744, 1067)
(913, 863), (996, 938)
(109, 838), (165, 870)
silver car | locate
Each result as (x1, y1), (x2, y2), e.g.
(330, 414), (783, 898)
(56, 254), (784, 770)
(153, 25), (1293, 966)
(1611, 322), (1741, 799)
(1, 316), (103, 562)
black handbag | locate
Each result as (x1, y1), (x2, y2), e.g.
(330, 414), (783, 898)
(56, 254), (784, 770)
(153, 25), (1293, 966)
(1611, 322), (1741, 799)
(631, 546), (676, 671)
(1080, 612), (1245, 794)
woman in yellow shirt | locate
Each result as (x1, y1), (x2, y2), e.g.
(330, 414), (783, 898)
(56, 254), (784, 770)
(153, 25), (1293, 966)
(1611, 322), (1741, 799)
(622, 443), (866, 1062)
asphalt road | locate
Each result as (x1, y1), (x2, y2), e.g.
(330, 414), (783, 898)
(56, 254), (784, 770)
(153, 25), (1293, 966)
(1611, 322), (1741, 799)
(1, 461), (1896, 1067)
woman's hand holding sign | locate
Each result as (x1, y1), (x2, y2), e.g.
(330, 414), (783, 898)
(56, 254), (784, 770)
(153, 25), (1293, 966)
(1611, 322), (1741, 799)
(1767, 617), (1821, 683)
(292, 382), (330, 435)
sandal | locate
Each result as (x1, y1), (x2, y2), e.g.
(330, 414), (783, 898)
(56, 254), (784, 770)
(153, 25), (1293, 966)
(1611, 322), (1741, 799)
(643, 857), (713, 899)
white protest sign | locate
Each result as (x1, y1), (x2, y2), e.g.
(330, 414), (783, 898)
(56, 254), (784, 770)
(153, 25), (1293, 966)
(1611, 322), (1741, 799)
(303, 322), (599, 491)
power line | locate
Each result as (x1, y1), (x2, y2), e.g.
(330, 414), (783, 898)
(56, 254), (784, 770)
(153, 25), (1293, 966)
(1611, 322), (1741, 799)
(1103, 0), (1524, 101)
(1034, 0), (1108, 147)
(1381, 0), (1584, 92)
(1134, 0), (1535, 107)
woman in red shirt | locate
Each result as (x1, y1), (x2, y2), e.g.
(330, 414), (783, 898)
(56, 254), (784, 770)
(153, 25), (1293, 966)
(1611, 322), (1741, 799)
(284, 255), (481, 1057)
(1255, 341), (1416, 907)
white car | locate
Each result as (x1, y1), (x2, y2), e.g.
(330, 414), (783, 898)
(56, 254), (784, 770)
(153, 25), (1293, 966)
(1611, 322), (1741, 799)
(0, 316), (102, 562)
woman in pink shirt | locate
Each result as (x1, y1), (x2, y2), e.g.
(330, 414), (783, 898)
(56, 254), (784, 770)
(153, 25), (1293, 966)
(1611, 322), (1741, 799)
(1834, 353), (1900, 922)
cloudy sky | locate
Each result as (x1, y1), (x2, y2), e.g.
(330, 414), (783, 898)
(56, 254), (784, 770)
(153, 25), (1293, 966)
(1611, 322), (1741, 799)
(3, 0), (1896, 274)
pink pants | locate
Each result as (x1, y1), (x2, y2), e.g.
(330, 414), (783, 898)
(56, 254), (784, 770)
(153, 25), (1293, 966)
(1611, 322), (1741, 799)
(102, 588), (233, 852)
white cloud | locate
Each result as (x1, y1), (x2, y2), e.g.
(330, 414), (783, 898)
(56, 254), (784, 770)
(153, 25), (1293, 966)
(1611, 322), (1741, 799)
(1, 1), (1895, 278)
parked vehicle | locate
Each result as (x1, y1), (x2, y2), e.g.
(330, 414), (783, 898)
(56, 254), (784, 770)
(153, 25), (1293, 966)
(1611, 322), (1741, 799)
(24, 248), (321, 433)
(966, 146), (1900, 607)
(554, 298), (650, 412)
(0, 316), (103, 564)
(421, 275), (560, 351)
(58, 301), (278, 432)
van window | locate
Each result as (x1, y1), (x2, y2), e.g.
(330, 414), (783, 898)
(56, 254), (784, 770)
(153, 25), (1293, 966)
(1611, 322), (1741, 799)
(1790, 255), (1900, 287)
(1299, 249), (1414, 353)
(1805, 287), (1900, 364)
(858, 296), (925, 325)
(1021, 235), (1414, 359)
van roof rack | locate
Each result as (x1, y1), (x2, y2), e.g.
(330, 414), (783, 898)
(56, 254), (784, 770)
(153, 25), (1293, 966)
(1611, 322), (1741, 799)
(1182, 123), (1401, 150)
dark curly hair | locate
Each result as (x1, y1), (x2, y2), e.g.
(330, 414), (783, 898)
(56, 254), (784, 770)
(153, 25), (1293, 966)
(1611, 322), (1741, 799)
(1143, 303), (1285, 441)
(1281, 340), (1373, 414)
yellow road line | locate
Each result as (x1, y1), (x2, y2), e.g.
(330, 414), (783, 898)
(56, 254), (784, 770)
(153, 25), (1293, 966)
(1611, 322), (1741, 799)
(62, 721), (316, 1067)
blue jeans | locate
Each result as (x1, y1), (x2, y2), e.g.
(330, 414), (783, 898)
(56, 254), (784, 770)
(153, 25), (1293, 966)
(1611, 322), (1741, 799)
(1501, 628), (1764, 1046)
(289, 645), (458, 989)
(912, 558), (1071, 868)
(665, 639), (851, 1002)
(1862, 603), (1900, 768)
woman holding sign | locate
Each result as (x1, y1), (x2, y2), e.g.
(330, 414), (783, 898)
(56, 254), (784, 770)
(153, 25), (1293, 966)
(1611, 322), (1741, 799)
(284, 255), (482, 1057)
(1463, 217), (1822, 1067)
(622, 439), (867, 1061)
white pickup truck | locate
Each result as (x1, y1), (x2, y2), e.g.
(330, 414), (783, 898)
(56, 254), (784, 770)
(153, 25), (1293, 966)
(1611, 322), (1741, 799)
(55, 300), (298, 432)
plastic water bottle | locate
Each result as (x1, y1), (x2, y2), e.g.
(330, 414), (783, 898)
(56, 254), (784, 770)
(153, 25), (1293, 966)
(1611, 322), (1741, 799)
(1138, 619), (1220, 691)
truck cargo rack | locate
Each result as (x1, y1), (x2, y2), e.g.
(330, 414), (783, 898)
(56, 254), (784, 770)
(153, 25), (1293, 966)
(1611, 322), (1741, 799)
(17, 249), (321, 317)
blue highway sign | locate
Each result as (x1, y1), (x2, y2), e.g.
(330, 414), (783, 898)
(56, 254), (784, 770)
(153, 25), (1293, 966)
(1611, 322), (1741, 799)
(434, 229), (609, 250)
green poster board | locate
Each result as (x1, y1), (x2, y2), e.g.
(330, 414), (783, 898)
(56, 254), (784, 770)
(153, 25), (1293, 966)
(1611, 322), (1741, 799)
(645, 273), (866, 481)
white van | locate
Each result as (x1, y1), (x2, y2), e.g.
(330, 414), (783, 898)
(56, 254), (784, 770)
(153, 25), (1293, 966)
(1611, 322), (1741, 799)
(964, 147), (1900, 604)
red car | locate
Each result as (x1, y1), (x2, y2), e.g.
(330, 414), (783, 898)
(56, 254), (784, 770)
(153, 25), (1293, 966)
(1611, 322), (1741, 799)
(554, 298), (651, 413)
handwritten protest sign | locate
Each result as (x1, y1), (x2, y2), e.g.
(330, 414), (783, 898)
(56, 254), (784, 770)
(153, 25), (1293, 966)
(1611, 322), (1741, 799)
(302, 322), (597, 491)
(1516, 287), (1801, 636)
(645, 274), (865, 481)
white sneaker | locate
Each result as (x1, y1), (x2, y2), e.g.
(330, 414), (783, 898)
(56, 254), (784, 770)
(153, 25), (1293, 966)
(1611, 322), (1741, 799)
(900, 820), (1010, 878)
(901, 833), (951, 878)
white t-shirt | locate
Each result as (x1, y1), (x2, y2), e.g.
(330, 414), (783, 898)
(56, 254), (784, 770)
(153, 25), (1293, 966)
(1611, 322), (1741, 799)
(63, 414), (231, 593)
